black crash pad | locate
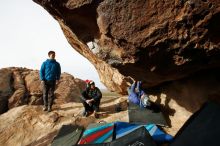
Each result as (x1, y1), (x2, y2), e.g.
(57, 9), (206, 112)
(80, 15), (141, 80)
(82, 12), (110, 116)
(170, 101), (220, 146)
(110, 126), (157, 146)
(128, 101), (168, 127)
(51, 125), (83, 146)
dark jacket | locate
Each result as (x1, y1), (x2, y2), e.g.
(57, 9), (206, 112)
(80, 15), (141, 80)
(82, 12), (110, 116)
(81, 87), (102, 102)
(40, 59), (61, 81)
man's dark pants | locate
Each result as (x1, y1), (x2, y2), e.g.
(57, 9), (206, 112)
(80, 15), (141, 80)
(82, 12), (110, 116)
(81, 91), (100, 113)
(42, 80), (56, 109)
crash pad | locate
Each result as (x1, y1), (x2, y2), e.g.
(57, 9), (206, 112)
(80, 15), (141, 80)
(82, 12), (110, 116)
(128, 101), (168, 127)
(51, 125), (83, 146)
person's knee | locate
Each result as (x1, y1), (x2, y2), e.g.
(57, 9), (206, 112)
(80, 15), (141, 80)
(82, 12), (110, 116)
(96, 102), (100, 108)
(94, 107), (99, 112)
(93, 103), (100, 112)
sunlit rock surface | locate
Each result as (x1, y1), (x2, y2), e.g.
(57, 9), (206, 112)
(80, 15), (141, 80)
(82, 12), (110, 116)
(0, 96), (128, 146)
(0, 67), (86, 114)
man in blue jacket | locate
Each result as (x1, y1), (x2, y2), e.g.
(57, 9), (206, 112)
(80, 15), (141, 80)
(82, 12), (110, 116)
(40, 51), (61, 112)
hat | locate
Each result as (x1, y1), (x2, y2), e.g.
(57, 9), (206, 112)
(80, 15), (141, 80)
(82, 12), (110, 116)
(89, 81), (95, 85)
(85, 79), (91, 83)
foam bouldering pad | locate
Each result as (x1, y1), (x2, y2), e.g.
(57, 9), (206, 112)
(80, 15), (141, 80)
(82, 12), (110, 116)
(170, 101), (220, 146)
(110, 126), (157, 146)
(87, 122), (109, 129)
(78, 123), (114, 144)
(78, 144), (109, 146)
(128, 101), (168, 127)
(51, 125), (83, 146)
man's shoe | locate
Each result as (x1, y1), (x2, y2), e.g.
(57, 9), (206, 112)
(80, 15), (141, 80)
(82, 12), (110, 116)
(47, 107), (52, 112)
(43, 106), (47, 111)
(82, 110), (89, 117)
(94, 113), (99, 119)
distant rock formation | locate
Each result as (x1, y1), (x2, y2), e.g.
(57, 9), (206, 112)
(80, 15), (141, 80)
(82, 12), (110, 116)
(0, 67), (86, 114)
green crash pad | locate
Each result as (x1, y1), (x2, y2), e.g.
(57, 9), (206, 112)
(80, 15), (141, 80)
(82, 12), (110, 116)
(51, 125), (83, 146)
(128, 101), (168, 127)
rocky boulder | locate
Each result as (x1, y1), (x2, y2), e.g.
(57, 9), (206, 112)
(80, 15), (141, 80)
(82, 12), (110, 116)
(0, 67), (86, 115)
(0, 68), (13, 114)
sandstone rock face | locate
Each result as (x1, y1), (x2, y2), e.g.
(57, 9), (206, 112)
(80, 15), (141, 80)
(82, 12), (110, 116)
(0, 105), (87, 146)
(0, 68), (13, 114)
(33, 0), (220, 93)
(9, 69), (27, 108)
(55, 73), (86, 104)
(0, 67), (86, 115)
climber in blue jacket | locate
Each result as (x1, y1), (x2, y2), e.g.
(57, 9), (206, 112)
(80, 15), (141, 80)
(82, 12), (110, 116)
(128, 81), (151, 108)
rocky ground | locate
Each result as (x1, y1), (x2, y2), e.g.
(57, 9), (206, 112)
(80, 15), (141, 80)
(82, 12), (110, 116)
(0, 92), (193, 146)
(0, 95), (128, 146)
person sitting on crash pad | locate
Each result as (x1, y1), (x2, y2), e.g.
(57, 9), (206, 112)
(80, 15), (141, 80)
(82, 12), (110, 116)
(81, 80), (102, 118)
(128, 81), (151, 108)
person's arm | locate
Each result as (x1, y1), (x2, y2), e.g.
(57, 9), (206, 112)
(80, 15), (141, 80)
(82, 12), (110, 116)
(39, 62), (45, 81)
(130, 82), (136, 92)
(81, 90), (88, 101)
(137, 81), (143, 92)
(93, 88), (102, 101)
(56, 62), (61, 80)
(128, 81), (141, 105)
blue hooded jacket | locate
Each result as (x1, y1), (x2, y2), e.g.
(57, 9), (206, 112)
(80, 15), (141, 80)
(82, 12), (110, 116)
(128, 81), (145, 105)
(40, 59), (61, 81)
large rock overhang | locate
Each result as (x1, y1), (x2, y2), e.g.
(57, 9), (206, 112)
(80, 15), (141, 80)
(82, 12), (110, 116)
(33, 0), (220, 94)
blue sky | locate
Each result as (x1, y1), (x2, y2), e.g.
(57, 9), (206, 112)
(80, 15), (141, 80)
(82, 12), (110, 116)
(0, 0), (105, 89)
